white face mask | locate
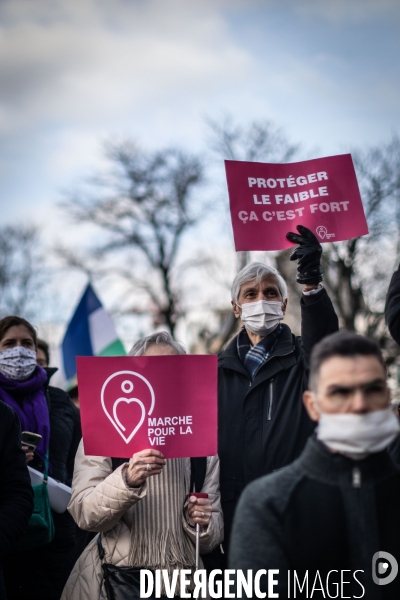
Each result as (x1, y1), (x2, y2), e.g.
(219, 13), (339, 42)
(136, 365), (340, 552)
(238, 300), (284, 336)
(317, 407), (400, 460)
(0, 346), (37, 381)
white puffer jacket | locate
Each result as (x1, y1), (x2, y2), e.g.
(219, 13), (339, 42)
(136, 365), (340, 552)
(62, 441), (223, 600)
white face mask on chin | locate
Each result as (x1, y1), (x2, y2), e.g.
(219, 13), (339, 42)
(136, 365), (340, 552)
(317, 407), (400, 460)
(238, 299), (284, 337)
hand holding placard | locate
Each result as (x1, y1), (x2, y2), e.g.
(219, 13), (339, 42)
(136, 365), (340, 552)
(187, 493), (213, 527)
(78, 355), (217, 459)
(125, 449), (166, 487)
(286, 225), (323, 285)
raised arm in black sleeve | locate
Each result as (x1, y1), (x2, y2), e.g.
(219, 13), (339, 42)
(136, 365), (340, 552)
(300, 288), (339, 367)
(385, 267), (400, 346)
(0, 403), (34, 556)
(286, 225), (339, 366)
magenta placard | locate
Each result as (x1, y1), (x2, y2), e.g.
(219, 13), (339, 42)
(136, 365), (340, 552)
(77, 355), (217, 459)
(225, 153), (369, 251)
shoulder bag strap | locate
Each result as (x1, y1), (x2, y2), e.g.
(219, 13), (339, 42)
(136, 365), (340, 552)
(97, 532), (105, 560)
(189, 457), (207, 492)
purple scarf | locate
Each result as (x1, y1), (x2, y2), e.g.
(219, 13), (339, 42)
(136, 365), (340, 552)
(0, 366), (50, 462)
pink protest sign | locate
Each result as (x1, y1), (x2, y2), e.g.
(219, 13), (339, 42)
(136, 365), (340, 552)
(225, 153), (369, 251)
(77, 355), (217, 459)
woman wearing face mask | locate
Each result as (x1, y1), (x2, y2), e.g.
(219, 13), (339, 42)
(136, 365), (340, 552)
(0, 316), (81, 600)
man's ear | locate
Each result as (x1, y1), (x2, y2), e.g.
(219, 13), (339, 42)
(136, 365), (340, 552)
(282, 298), (288, 315)
(231, 300), (241, 319)
(303, 390), (320, 422)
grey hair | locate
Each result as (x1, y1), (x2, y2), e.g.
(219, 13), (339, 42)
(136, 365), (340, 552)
(128, 331), (186, 356)
(231, 262), (287, 303)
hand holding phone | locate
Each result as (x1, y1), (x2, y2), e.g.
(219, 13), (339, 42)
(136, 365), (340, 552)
(21, 432), (42, 464)
(21, 431), (42, 451)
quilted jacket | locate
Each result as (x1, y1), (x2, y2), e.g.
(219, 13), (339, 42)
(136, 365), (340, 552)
(61, 441), (223, 600)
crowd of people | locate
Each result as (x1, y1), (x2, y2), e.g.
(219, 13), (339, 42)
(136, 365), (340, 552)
(1, 225), (400, 599)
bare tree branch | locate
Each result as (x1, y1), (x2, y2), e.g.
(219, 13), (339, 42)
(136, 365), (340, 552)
(205, 114), (299, 163)
(60, 142), (204, 334)
(0, 225), (44, 318)
(204, 115), (299, 351)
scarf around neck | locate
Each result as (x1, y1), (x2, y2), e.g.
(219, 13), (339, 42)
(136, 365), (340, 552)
(237, 324), (282, 380)
(129, 458), (195, 595)
(0, 366), (50, 461)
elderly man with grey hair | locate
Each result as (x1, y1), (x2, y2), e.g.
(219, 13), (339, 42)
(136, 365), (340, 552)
(218, 225), (339, 555)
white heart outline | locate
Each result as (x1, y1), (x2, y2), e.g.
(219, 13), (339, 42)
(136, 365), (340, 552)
(101, 370), (155, 444)
(112, 397), (146, 443)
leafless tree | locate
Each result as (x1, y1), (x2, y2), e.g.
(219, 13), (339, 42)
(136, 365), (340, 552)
(60, 141), (204, 335)
(0, 224), (43, 318)
(204, 126), (400, 362)
(206, 114), (299, 165)
(203, 116), (299, 351)
(322, 136), (400, 335)
(278, 135), (400, 364)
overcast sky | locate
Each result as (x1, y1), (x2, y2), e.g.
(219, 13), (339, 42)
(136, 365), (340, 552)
(1, 0), (399, 221)
(1, 0), (400, 340)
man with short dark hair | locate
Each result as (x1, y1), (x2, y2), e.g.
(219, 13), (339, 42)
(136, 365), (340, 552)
(36, 338), (50, 368)
(230, 330), (400, 598)
(218, 226), (338, 550)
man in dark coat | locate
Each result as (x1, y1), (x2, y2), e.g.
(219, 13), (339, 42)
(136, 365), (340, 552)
(230, 331), (400, 599)
(0, 402), (34, 600)
(218, 226), (338, 551)
(385, 266), (400, 345)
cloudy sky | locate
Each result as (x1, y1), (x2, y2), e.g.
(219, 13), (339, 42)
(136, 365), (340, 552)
(1, 0), (399, 221)
(1, 0), (399, 342)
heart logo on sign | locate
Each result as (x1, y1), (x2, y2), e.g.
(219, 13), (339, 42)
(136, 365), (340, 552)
(101, 371), (155, 444)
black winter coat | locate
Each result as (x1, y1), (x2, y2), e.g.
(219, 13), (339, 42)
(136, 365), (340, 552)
(3, 369), (82, 600)
(383, 269), (400, 465)
(39, 369), (82, 487)
(230, 437), (400, 599)
(218, 288), (338, 548)
(0, 402), (34, 600)
(385, 268), (400, 345)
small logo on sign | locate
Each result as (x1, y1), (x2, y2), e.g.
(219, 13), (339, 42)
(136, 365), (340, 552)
(372, 551), (398, 586)
(316, 225), (335, 240)
(101, 371), (155, 444)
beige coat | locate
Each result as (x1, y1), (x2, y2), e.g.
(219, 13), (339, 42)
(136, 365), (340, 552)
(62, 441), (223, 600)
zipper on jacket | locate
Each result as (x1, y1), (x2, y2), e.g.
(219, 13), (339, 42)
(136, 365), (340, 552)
(243, 348), (294, 397)
(267, 379), (274, 420)
(352, 467), (361, 488)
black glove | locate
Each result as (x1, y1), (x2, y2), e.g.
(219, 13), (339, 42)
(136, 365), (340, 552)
(286, 225), (323, 285)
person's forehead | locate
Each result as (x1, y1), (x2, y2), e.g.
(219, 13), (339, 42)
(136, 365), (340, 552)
(144, 343), (178, 356)
(3, 325), (34, 341)
(240, 274), (280, 291)
(318, 355), (386, 387)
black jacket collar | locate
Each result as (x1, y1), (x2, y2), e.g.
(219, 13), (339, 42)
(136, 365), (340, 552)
(218, 323), (296, 382)
(44, 366), (57, 382)
(297, 436), (399, 487)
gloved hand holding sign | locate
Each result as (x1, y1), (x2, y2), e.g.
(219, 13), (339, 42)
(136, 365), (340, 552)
(286, 225), (323, 285)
